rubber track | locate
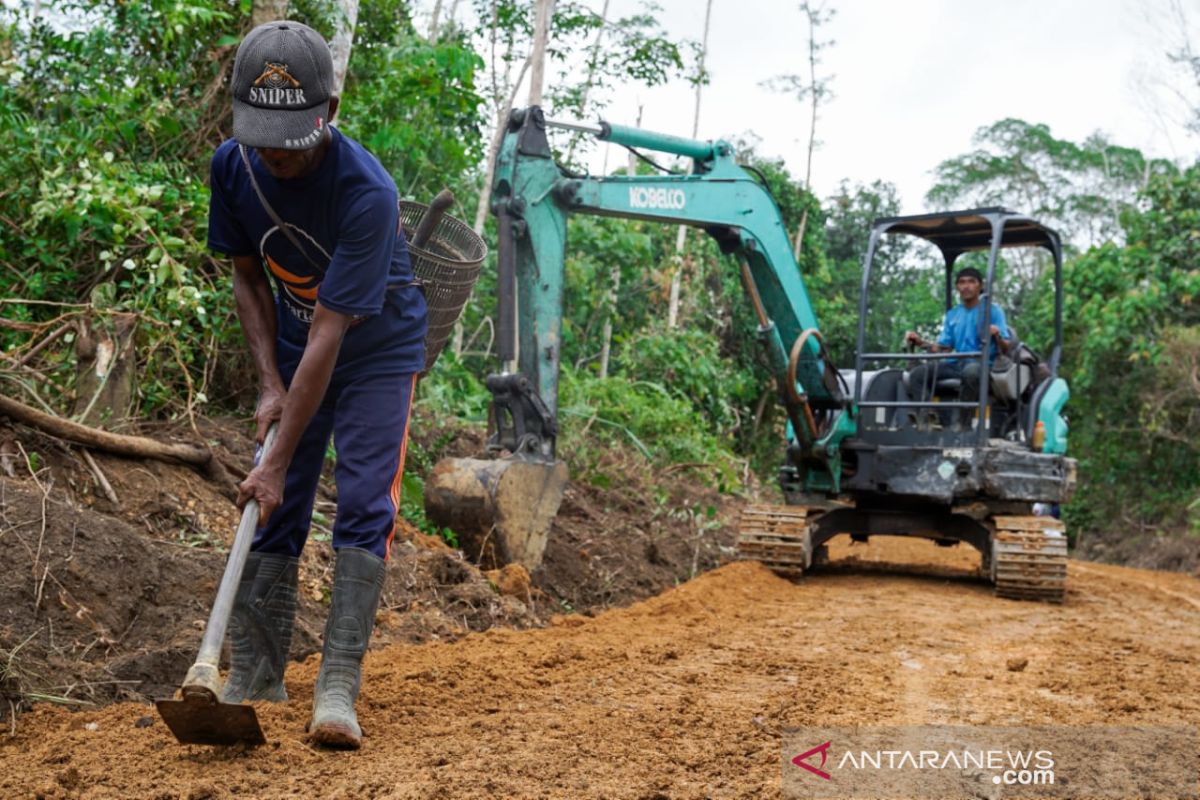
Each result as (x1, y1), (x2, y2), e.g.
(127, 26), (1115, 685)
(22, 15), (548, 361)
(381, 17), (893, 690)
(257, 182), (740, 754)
(736, 505), (810, 576)
(992, 515), (1068, 603)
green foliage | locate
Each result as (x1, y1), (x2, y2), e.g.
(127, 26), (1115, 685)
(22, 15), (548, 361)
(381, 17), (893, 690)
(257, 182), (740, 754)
(546, 2), (689, 118)
(415, 351), (492, 421)
(559, 214), (659, 368)
(1025, 163), (1200, 535)
(557, 365), (740, 490)
(1, 0), (489, 419)
(334, 1), (486, 199)
(399, 471), (458, 548)
(928, 118), (1178, 249)
(821, 179), (944, 356)
(12, 2), (1192, 560)
(617, 328), (755, 435)
(0, 0), (241, 414)
(928, 119), (1198, 540)
(467, 0), (691, 118)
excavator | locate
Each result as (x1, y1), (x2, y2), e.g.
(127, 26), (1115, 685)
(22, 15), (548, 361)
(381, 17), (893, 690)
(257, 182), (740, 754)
(425, 106), (1076, 602)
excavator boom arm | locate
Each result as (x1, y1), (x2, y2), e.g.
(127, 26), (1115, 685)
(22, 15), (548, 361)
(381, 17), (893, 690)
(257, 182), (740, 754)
(489, 106), (850, 471)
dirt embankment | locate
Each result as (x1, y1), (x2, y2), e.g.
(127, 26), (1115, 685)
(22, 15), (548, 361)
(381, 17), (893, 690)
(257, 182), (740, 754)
(1, 536), (1197, 799)
(0, 415), (736, 713)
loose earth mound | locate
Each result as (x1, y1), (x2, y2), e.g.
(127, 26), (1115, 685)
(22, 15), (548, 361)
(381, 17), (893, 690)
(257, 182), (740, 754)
(2, 537), (1197, 799)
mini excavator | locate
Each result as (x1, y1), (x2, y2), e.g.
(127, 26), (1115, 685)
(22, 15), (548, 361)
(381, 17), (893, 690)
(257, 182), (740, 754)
(425, 107), (1076, 602)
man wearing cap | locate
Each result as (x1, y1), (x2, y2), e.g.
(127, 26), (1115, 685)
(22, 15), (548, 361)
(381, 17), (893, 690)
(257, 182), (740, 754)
(205, 20), (427, 749)
(901, 267), (1011, 426)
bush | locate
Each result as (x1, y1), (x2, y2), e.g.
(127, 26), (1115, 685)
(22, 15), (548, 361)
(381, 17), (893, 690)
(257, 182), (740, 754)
(558, 365), (740, 490)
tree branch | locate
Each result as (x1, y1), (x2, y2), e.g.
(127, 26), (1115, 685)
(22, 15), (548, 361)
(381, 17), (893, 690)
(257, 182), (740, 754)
(0, 393), (238, 500)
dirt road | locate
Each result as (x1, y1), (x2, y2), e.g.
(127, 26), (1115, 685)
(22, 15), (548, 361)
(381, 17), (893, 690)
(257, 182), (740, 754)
(2, 536), (1198, 799)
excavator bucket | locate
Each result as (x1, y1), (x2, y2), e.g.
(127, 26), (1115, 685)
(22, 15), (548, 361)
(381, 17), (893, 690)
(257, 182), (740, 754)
(424, 457), (569, 571)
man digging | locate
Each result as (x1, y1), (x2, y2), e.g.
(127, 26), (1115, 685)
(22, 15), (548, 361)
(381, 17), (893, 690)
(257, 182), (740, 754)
(207, 20), (428, 749)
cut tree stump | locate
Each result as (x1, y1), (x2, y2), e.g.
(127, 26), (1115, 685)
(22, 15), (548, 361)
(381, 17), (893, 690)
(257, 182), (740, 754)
(73, 312), (137, 430)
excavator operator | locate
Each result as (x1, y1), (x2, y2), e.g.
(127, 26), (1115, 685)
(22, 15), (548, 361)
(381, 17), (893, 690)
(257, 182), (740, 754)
(900, 267), (1011, 425)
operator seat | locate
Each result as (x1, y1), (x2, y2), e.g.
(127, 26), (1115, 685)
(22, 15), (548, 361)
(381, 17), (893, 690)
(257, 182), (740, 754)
(898, 362), (963, 397)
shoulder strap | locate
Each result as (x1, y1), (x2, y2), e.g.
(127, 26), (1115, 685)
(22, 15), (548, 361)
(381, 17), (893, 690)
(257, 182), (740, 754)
(238, 144), (326, 276)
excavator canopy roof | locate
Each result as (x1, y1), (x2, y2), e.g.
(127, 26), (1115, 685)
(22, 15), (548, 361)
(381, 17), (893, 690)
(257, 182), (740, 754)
(872, 207), (1062, 263)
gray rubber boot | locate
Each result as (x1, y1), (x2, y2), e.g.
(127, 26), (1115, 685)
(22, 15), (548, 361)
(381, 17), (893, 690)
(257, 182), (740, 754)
(308, 547), (386, 749)
(221, 551), (299, 703)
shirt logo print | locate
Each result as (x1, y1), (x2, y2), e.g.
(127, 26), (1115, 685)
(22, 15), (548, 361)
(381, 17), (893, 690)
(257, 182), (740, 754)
(259, 225), (329, 322)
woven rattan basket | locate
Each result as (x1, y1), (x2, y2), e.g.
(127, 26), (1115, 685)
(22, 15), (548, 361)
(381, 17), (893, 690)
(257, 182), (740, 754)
(399, 201), (487, 373)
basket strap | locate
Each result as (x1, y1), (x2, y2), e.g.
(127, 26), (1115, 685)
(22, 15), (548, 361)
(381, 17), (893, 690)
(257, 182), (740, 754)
(238, 145), (328, 277)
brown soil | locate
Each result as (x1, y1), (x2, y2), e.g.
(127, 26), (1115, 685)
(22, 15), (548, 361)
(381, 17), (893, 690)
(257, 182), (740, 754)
(2, 414), (1198, 797)
(1, 536), (1197, 799)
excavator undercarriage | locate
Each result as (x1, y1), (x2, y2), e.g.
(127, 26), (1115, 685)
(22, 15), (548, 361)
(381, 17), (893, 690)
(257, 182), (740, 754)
(736, 504), (1068, 603)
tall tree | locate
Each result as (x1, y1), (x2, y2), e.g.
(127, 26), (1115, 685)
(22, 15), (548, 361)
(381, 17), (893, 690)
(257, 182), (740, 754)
(563, 0), (611, 164)
(823, 180), (940, 354)
(1020, 163), (1200, 537)
(761, 1), (835, 263)
(527, 0), (555, 106)
(329, 0), (361, 99)
(468, 0), (691, 233)
(928, 119), (1176, 249)
(666, 0), (714, 329)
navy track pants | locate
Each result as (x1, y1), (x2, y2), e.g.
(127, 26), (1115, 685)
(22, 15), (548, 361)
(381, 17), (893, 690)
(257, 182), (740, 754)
(251, 371), (416, 560)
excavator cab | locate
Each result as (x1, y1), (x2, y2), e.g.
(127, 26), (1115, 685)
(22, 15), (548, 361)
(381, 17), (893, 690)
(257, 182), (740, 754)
(848, 208), (1065, 451)
(753, 209), (1076, 602)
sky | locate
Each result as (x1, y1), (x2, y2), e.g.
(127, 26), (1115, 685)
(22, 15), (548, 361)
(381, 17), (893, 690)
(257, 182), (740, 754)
(510, 0), (1200, 212)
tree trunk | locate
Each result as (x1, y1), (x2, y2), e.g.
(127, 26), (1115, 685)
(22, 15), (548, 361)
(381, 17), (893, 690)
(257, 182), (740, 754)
(527, 0), (555, 107)
(472, 58), (530, 236)
(428, 0), (444, 40)
(667, 227), (685, 328)
(564, 0), (610, 162)
(251, 0), (288, 28)
(793, 207), (808, 264)
(667, 0), (713, 328)
(0, 393), (237, 497)
(329, 0), (360, 100)
(795, 2), (821, 266)
(72, 313), (137, 431)
(598, 264), (620, 378)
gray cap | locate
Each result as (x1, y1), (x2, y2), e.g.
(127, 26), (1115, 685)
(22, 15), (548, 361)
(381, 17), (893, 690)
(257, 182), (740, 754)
(231, 21), (333, 150)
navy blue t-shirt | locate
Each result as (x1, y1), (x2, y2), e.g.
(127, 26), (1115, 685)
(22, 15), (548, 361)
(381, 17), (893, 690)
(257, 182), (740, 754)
(207, 127), (427, 382)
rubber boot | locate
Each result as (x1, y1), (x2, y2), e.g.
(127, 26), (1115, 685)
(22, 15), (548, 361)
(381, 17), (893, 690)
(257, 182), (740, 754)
(308, 547), (386, 749)
(221, 551), (299, 703)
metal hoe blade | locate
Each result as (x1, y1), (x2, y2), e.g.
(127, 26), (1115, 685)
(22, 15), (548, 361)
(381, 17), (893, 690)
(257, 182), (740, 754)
(155, 689), (266, 747)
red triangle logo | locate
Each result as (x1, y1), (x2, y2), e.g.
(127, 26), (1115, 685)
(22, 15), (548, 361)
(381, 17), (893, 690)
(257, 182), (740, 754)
(792, 740), (832, 780)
